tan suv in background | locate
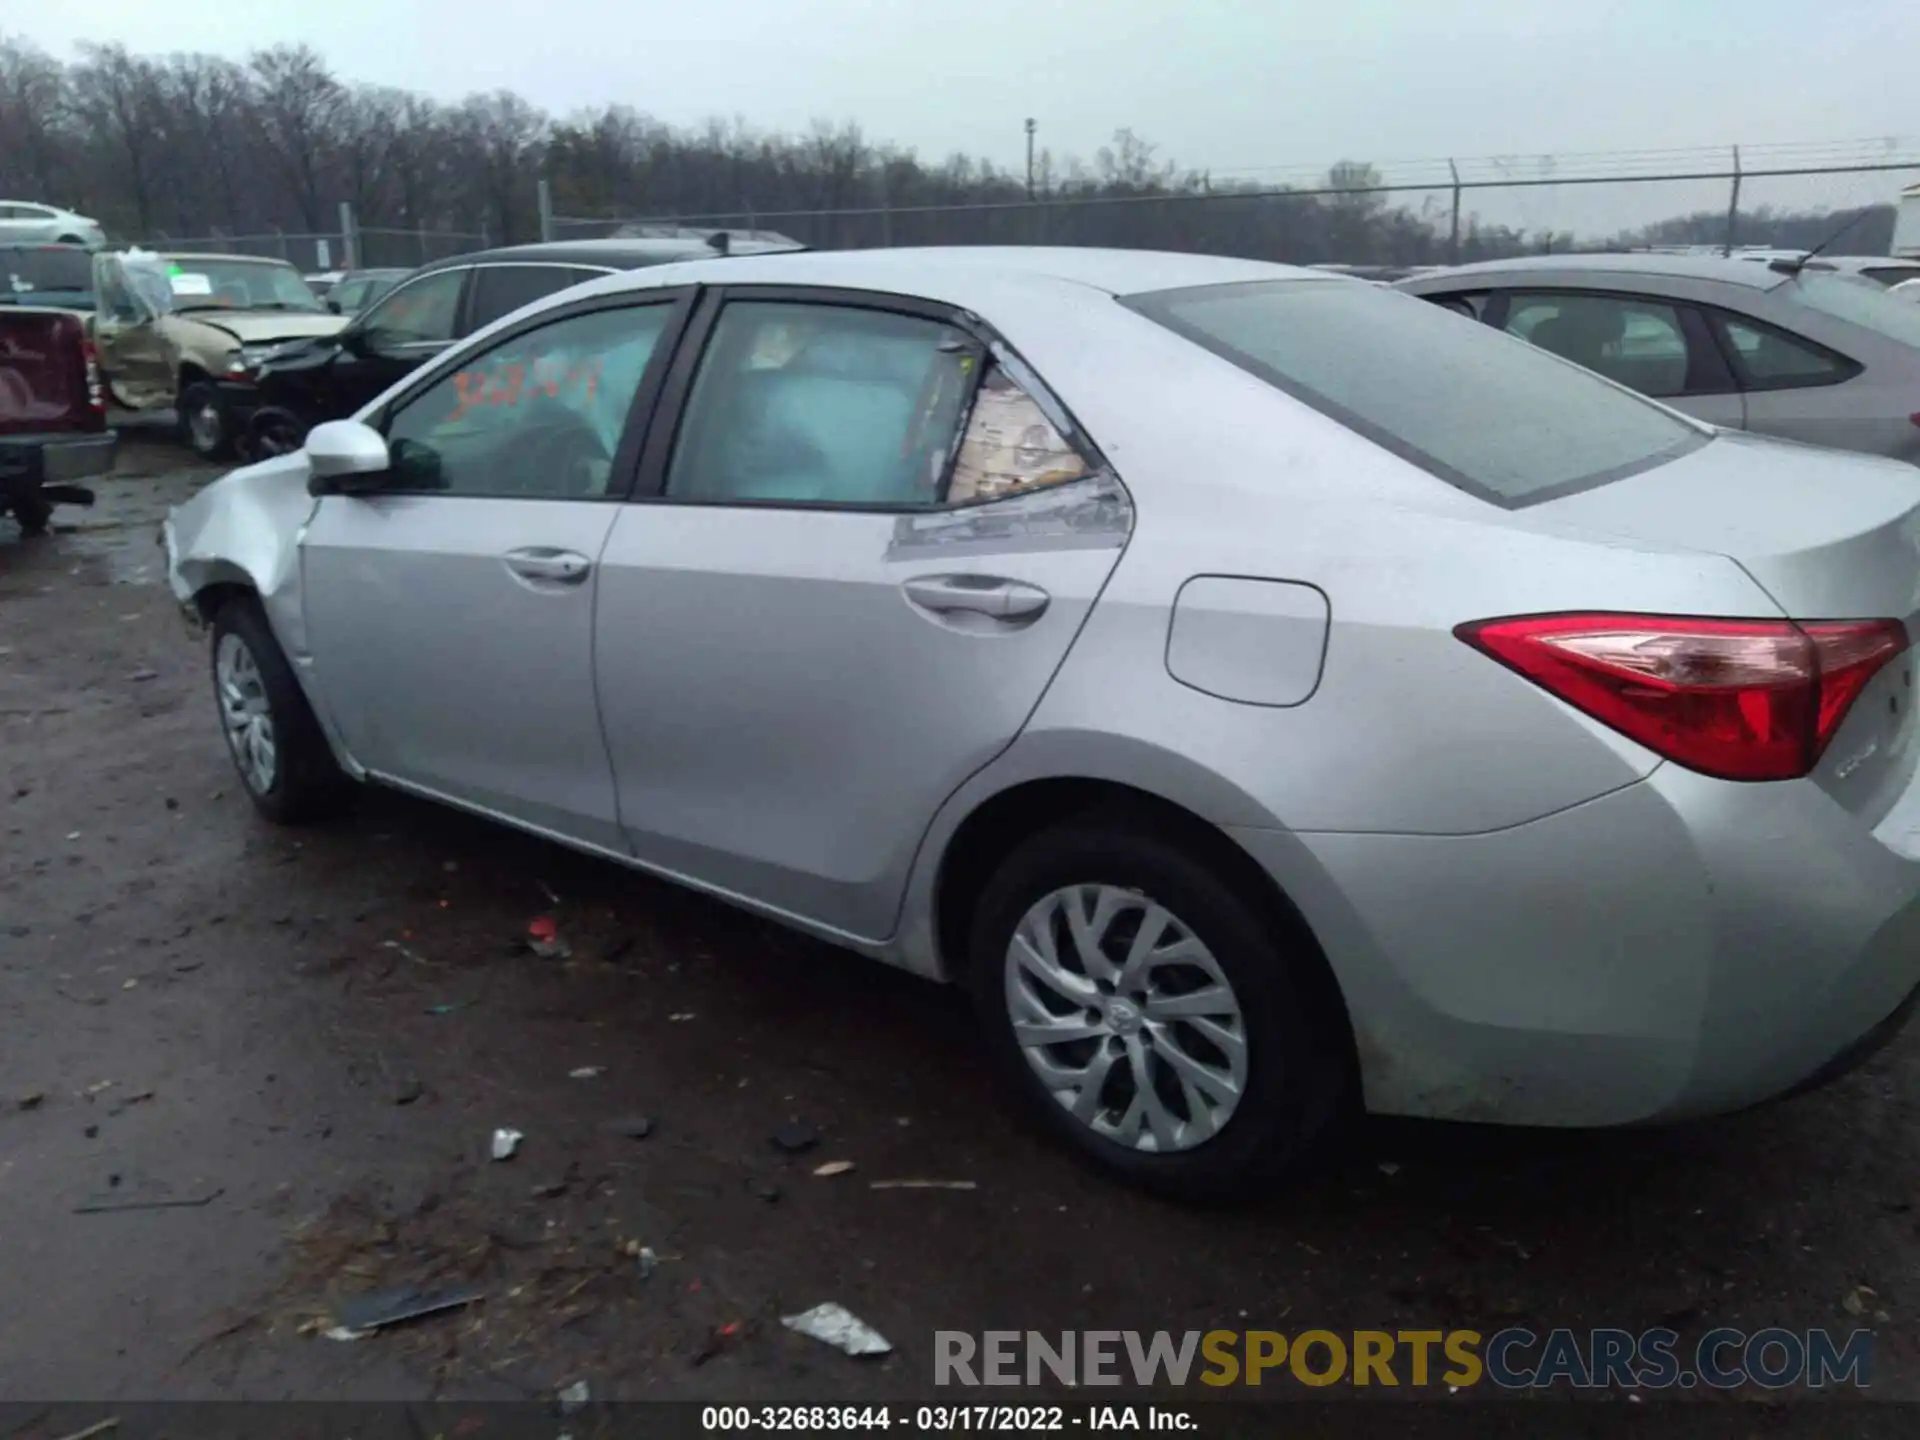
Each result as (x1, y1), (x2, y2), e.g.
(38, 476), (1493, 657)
(91, 251), (349, 457)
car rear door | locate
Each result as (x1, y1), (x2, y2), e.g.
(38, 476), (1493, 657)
(299, 288), (694, 850)
(591, 286), (1131, 941)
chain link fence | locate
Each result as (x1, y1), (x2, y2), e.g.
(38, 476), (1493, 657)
(548, 148), (1920, 267)
(132, 204), (489, 273)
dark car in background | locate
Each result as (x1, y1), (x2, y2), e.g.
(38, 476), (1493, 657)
(237, 230), (803, 457)
(320, 267), (410, 316)
(1, 243), (96, 312)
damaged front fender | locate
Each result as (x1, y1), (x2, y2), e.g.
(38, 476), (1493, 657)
(163, 450), (319, 658)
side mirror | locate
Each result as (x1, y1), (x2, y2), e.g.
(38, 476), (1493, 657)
(340, 327), (371, 357)
(305, 420), (391, 496)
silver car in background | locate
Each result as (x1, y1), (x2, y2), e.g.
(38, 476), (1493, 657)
(1397, 254), (1920, 463)
(165, 247), (1920, 1196)
(0, 199), (106, 249)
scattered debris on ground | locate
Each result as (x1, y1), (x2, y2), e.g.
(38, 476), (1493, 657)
(870, 1179), (976, 1191)
(770, 1123), (819, 1153)
(812, 1160), (855, 1178)
(491, 1128), (524, 1161)
(781, 1303), (891, 1357)
(331, 1281), (487, 1336)
(74, 1186), (223, 1215)
(527, 915), (571, 960)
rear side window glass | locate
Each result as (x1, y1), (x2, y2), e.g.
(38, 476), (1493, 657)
(468, 265), (603, 332)
(1124, 279), (1703, 507)
(1717, 317), (1850, 386)
(1, 248), (94, 305)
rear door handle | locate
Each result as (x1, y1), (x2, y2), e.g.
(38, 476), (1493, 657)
(504, 548), (591, 585)
(903, 574), (1050, 620)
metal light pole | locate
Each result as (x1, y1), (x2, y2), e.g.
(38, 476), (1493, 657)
(1025, 118), (1038, 201)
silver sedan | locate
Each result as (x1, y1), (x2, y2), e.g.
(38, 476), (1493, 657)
(165, 247), (1920, 1196)
(1397, 254), (1920, 463)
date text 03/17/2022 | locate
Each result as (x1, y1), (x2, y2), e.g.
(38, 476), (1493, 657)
(700, 1405), (1195, 1431)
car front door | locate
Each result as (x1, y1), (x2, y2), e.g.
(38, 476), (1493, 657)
(89, 252), (174, 410)
(298, 289), (692, 850)
(593, 290), (1132, 941)
(1492, 289), (1746, 430)
(331, 266), (470, 414)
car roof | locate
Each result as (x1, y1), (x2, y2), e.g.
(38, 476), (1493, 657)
(571, 245), (1326, 300)
(413, 237), (803, 274)
(162, 252), (302, 267)
(1399, 252), (1791, 290)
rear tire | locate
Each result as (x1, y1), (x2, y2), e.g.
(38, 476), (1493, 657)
(969, 816), (1353, 1199)
(178, 380), (233, 460)
(11, 495), (53, 537)
(209, 595), (350, 824)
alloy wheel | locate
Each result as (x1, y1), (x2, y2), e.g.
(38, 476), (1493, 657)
(1004, 883), (1248, 1153)
(216, 631), (277, 795)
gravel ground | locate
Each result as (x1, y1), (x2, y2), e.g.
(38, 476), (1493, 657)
(2, 436), (1917, 1409)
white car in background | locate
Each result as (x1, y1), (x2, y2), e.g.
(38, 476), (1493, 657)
(0, 201), (106, 249)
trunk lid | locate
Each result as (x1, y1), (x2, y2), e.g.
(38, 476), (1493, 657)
(0, 308), (97, 436)
(1535, 430), (1920, 819)
(1537, 430), (1920, 622)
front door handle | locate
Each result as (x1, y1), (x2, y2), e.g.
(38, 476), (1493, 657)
(902, 573), (1050, 620)
(504, 548), (591, 585)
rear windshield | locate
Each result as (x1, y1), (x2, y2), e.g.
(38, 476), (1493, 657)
(0, 247), (94, 307)
(1784, 272), (1920, 351)
(1122, 279), (1705, 506)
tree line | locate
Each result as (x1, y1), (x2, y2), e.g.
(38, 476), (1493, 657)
(0, 33), (1895, 267)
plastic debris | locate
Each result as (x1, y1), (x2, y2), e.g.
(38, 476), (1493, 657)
(635, 1246), (660, 1279)
(569, 1066), (604, 1080)
(600, 1115), (653, 1140)
(771, 1122), (819, 1153)
(527, 915), (571, 960)
(47, 1419), (119, 1440)
(1842, 1285), (1891, 1321)
(323, 1326), (367, 1342)
(491, 1127), (524, 1161)
(870, 1179), (977, 1191)
(782, 1302), (891, 1357)
(333, 1282), (485, 1334)
(1377, 1161), (1402, 1177)
(558, 1380), (591, 1412)
(668, 1012), (696, 1022)
(812, 1160), (855, 1178)
(74, 1186), (222, 1215)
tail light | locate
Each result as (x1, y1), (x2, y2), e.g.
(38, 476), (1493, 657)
(1456, 612), (1911, 782)
(79, 330), (107, 423)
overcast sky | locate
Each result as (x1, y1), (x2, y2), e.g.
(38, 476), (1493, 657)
(7, 0), (1919, 231)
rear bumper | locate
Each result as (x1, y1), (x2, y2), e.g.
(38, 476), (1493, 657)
(1236, 759), (1920, 1127)
(0, 429), (114, 504)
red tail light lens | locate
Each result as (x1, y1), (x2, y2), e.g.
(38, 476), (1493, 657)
(79, 332), (107, 421)
(1456, 612), (1910, 781)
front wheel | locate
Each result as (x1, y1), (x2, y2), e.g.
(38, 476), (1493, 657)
(178, 381), (234, 460)
(970, 819), (1354, 1199)
(10, 495), (53, 536)
(209, 596), (350, 824)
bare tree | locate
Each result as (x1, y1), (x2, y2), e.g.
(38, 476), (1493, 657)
(70, 43), (168, 233)
(249, 44), (342, 231)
